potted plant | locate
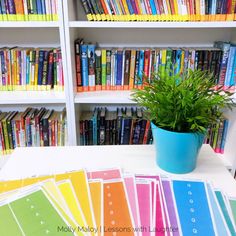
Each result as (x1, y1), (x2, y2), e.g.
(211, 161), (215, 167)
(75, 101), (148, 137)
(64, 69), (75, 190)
(132, 69), (234, 174)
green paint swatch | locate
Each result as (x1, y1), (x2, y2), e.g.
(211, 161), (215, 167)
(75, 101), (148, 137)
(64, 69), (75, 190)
(215, 191), (236, 236)
(230, 199), (236, 225)
(0, 190), (74, 236)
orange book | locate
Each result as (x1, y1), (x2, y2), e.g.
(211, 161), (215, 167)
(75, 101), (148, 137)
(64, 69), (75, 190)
(100, 0), (109, 14)
(15, 0), (24, 15)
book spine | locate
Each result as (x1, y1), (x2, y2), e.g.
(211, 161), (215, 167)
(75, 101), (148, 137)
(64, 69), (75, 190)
(106, 50), (111, 90)
(42, 117), (49, 146)
(81, 0), (91, 14)
(81, 44), (89, 91)
(225, 46), (236, 88)
(101, 49), (107, 90)
(220, 119), (229, 154)
(142, 120), (150, 144)
(116, 50), (123, 89)
(143, 49), (150, 83)
(124, 50), (131, 90)
(95, 49), (102, 90)
(88, 44), (96, 91)
(75, 40), (82, 90)
(129, 49), (136, 90)
(138, 50), (144, 87)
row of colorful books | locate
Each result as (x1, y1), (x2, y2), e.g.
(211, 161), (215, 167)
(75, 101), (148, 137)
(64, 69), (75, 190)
(0, 0), (58, 21)
(204, 118), (229, 154)
(0, 107), (67, 155)
(75, 39), (236, 92)
(0, 168), (235, 236)
(80, 107), (153, 146)
(80, 0), (236, 21)
(0, 47), (64, 91)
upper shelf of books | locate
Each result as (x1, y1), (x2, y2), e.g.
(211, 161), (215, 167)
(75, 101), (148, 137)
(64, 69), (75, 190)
(69, 0), (236, 24)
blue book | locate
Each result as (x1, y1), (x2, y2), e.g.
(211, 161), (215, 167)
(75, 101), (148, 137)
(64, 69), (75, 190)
(211, 0), (217, 14)
(0, 0), (6, 15)
(38, 50), (44, 86)
(138, 50), (144, 86)
(175, 49), (182, 75)
(173, 180), (216, 236)
(36, 0), (42, 14)
(87, 44), (96, 88)
(81, 44), (89, 88)
(7, 0), (16, 14)
(116, 50), (123, 86)
(0, 1), (2, 15)
(220, 119), (229, 154)
(225, 46), (236, 88)
(149, 0), (157, 14)
(41, 0), (46, 15)
(92, 108), (98, 145)
(26, 54), (30, 86)
(230, 50), (236, 87)
(126, 0), (134, 14)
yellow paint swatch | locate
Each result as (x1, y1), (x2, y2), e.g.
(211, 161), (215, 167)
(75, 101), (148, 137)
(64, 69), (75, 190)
(55, 171), (96, 235)
(57, 180), (88, 234)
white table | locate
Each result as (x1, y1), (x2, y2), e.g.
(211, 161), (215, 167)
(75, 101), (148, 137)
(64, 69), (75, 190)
(0, 144), (236, 197)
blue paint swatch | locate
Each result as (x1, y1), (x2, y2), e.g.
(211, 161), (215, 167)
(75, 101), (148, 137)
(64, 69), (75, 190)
(172, 180), (216, 236)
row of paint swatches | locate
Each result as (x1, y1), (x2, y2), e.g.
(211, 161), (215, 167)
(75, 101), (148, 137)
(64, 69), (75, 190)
(0, 169), (235, 236)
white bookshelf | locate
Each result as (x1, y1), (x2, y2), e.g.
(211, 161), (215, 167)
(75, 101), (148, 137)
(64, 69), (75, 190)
(69, 21), (236, 28)
(0, 21), (59, 28)
(0, 91), (65, 104)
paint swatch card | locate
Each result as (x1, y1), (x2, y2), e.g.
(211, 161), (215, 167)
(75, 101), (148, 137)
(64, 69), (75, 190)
(229, 198), (236, 225)
(104, 179), (134, 236)
(136, 175), (168, 236)
(55, 170), (96, 235)
(0, 188), (75, 236)
(172, 180), (216, 236)
(161, 179), (180, 236)
(89, 180), (103, 236)
(206, 184), (231, 236)
(214, 190), (236, 236)
(87, 168), (122, 180)
(56, 180), (88, 232)
(136, 178), (152, 236)
(124, 175), (141, 235)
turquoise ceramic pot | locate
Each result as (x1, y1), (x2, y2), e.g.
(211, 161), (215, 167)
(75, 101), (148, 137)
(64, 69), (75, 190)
(151, 122), (205, 174)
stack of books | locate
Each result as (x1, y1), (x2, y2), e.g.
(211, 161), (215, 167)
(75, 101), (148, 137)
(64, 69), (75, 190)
(0, 107), (67, 155)
(0, 0), (58, 21)
(0, 47), (64, 91)
(0, 168), (235, 235)
(79, 107), (153, 146)
(80, 0), (236, 22)
(75, 39), (236, 92)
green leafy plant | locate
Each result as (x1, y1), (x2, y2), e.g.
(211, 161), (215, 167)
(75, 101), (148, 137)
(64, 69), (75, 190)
(132, 69), (235, 133)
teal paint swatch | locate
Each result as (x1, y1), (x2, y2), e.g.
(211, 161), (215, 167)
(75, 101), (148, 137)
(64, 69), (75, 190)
(215, 191), (236, 236)
(229, 199), (236, 225)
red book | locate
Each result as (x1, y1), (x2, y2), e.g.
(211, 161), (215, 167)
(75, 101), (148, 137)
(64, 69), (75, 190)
(143, 120), (150, 144)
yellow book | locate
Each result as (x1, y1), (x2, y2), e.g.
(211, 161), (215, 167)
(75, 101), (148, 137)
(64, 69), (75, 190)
(2, 113), (10, 155)
(180, 50), (185, 74)
(121, 0), (130, 15)
(0, 15), (3, 21)
(195, 0), (200, 15)
(52, 14), (58, 21)
(173, 0), (179, 15)
(129, 49), (136, 90)
(34, 49), (39, 90)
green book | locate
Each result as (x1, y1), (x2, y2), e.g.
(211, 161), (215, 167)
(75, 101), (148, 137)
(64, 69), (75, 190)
(229, 199), (236, 225)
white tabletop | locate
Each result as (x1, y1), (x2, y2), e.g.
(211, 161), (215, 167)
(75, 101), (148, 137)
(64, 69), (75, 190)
(0, 144), (236, 197)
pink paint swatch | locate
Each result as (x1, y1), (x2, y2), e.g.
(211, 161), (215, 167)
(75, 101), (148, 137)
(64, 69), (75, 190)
(87, 168), (122, 180)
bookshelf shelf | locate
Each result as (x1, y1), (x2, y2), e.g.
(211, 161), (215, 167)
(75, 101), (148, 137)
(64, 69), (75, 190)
(69, 21), (236, 29)
(0, 21), (59, 28)
(75, 91), (135, 104)
(0, 91), (65, 104)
